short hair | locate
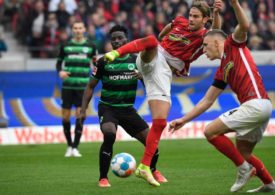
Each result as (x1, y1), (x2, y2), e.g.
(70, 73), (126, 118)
(204, 29), (228, 39)
(191, 0), (211, 17)
(72, 20), (86, 28)
(109, 25), (128, 36)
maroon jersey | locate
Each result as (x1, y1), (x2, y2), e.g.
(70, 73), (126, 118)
(160, 16), (208, 73)
(214, 35), (269, 104)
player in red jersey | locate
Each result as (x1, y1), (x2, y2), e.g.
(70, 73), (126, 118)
(104, 0), (222, 186)
(169, 0), (275, 192)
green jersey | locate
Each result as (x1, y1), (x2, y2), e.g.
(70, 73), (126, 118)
(91, 54), (138, 107)
(57, 39), (97, 90)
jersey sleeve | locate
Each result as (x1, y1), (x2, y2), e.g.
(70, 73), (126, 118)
(171, 16), (188, 28)
(214, 65), (226, 83)
(91, 57), (104, 80)
(212, 79), (227, 90)
(56, 44), (65, 72)
(228, 34), (246, 48)
(57, 44), (65, 61)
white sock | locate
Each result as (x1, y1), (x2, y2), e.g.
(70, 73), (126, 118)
(239, 161), (250, 170)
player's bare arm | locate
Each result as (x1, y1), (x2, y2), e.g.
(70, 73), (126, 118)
(169, 86), (223, 132)
(158, 23), (172, 41)
(211, 0), (222, 29)
(79, 79), (98, 120)
(231, 0), (250, 42)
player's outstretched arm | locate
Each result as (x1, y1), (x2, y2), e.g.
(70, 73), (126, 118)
(169, 86), (223, 133)
(230, 0), (249, 42)
(211, 0), (222, 29)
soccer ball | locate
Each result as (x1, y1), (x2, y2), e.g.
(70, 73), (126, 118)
(111, 153), (136, 178)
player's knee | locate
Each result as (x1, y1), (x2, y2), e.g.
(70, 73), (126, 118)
(103, 132), (116, 145)
(204, 126), (214, 140)
(145, 35), (158, 47)
(152, 119), (167, 131)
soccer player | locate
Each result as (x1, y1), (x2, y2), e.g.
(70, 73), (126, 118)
(169, 0), (275, 192)
(56, 21), (97, 157)
(79, 25), (167, 188)
(104, 0), (222, 186)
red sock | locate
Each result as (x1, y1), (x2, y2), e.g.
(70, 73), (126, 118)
(247, 155), (273, 184)
(141, 119), (167, 166)
(208, 135), (244, 166)
(116, 35), (158, 56)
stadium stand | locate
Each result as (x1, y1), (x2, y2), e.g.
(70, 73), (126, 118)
(0, 0), (274, 58)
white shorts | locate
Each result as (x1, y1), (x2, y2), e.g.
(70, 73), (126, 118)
(219, 99), (272, 143)
(136, 46), (172, 103)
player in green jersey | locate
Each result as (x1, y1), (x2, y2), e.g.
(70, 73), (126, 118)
(79, 25), (167, 187)
(56, 20), (97, 157)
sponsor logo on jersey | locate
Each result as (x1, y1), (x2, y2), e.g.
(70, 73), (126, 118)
(68, 54), (87, 59)
(82, 47), (89, 53)
(223, 61), (234, 82)
(109, 75), (133, 80)
(128, 63), (135, 70)
(169, 34), (191, 44)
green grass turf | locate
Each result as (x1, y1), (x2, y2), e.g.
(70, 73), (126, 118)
(0, 137), (274, 195)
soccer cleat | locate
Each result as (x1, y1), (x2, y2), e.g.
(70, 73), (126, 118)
(247, 181), (275, 193)
(153, 170), (168, 183)
(135, 163), (160, 187)
(230, 165), (256, 192)
(72, 148), (82, 157)
(98, 178), (111, 187)
(64, 147), (72, 157)
(104, 50), (120, 62)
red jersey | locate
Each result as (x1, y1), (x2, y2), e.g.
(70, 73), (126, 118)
(160, 16), (208, 73)
(214, 35), (269, 104)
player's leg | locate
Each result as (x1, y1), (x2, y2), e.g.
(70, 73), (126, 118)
(61, 89), (73, 157)
(141, 100), (170, 166)
(135, 50), (172, 186)
(204, 118), (255, 192)
(62, 108), (72, 157)
(236, 139), (275, 192)
(133, 129), (167, 183)
(119, 106), (167, 185)
(105, 35), (158, 62)
(71, 90), (85, 157)
(98, 104), (118, 187)
(98, 122), (117, 187)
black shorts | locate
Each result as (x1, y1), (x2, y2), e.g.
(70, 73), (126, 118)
(61, 88), (84, 109)
(98, 103), (149, 137)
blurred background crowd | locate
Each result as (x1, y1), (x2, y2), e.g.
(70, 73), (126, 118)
(0, 0), (274, 58)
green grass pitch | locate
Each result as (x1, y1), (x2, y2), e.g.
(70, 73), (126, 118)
(1, 137), (274, 195)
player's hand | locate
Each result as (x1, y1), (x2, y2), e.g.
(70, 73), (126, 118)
(59, 71), (70, 79)
(168, 118), (186, 133)
(104, 50), (120, 62)
(79, 110), (86, 121)
(229, 0), (239, 6)
(128, 69), (143, 80)
(213, 0), (223, 13)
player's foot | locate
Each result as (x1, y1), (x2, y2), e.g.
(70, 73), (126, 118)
(104, 50), (120, 62)
(98, 178), (111, 188)
(247, 181), (275, 193)
(64, 146), (72, 157)
(153, 170), (168, 183)
(230, 164), (256, 192)
(72, 148), (82, 157)
(135, 163), (160, 187)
